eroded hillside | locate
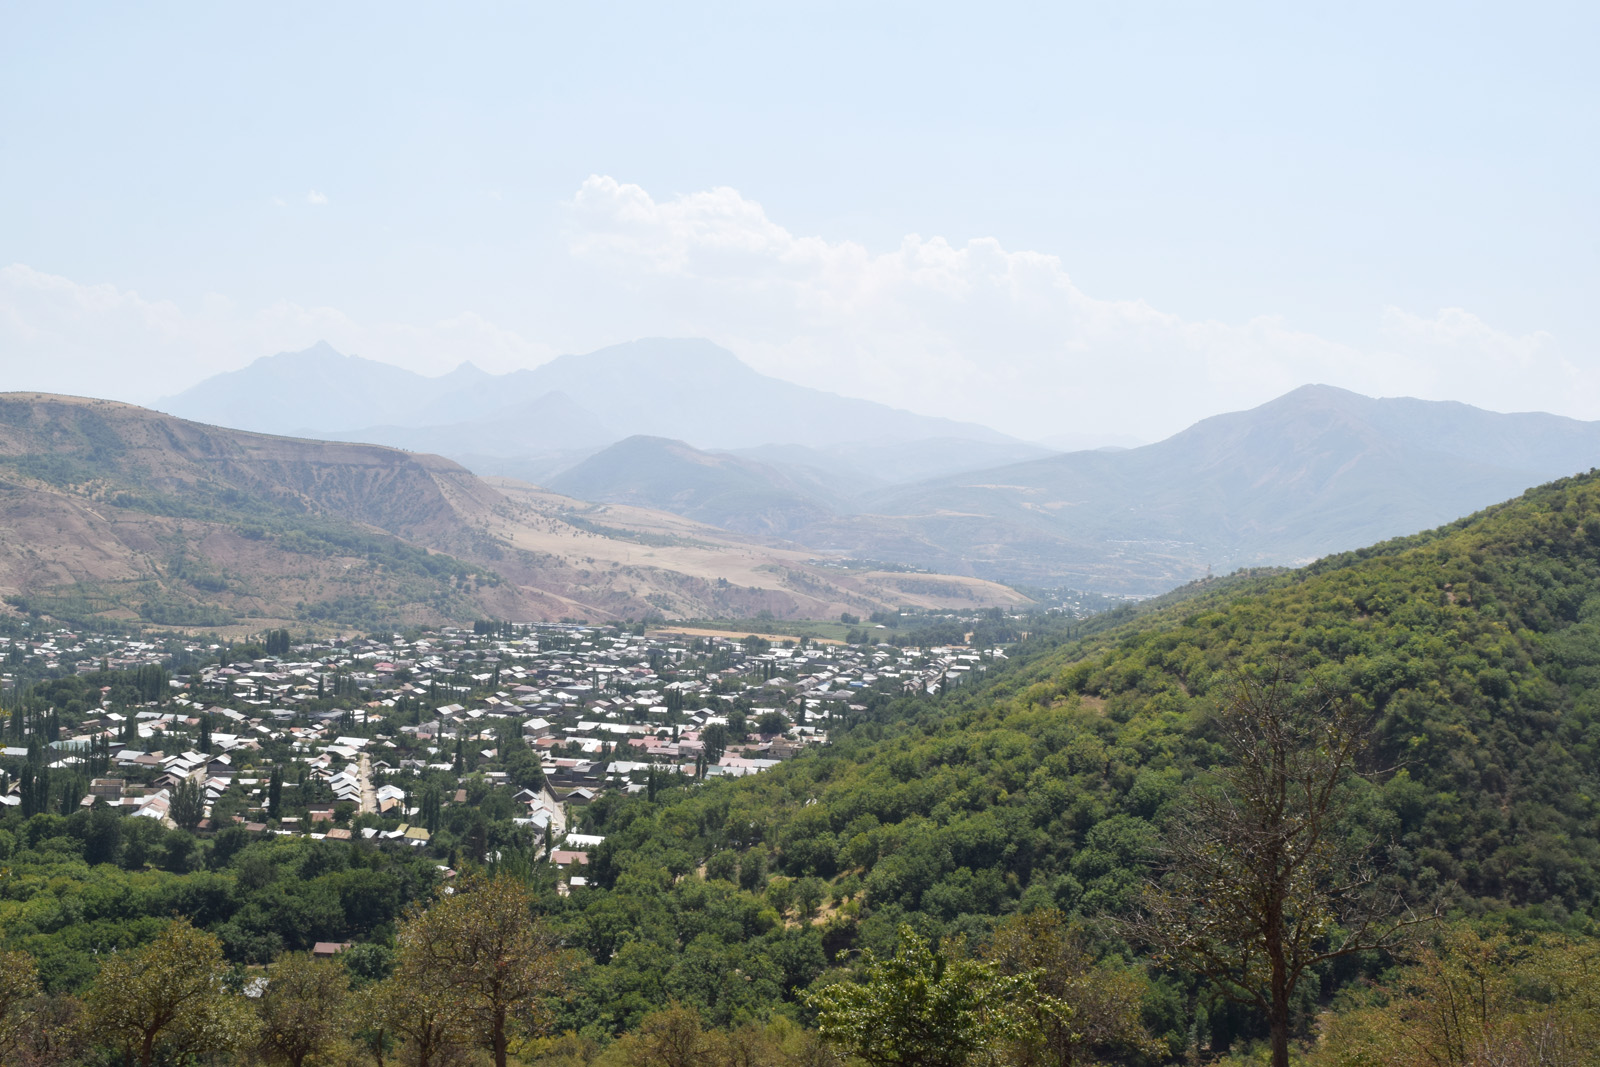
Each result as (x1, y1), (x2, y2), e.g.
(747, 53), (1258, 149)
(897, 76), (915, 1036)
(0, 394), (1028, 630)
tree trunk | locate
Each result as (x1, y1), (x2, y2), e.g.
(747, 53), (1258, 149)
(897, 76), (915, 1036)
(1267, 896), (1290, 1067)
(1269, 959), (1291, 1067)
(493, 1007), (508, 1067)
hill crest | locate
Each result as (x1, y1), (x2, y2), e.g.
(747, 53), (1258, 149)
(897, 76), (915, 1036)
(0, 394), (1027, 630)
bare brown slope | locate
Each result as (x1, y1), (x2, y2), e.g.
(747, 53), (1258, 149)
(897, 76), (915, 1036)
(0, 394), (1027, 628)
(0, 393), (497, 544)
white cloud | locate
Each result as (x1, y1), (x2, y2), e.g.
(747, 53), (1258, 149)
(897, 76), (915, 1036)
(0, 179), (1581, 444)
(563, 176), (1584, 440)
(306, 189), (328, 206)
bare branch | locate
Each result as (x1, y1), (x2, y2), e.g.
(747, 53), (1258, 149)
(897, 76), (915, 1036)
(1128, 665), (1434, 1067)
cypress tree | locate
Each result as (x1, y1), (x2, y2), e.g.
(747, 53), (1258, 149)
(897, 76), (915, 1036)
(422, 784), (441, 834)
(19, 770), (34, 817)
(170, 777), (203, 830)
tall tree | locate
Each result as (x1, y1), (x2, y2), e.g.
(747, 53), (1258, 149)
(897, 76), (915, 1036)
(397, 872), (568, 1067)
(170, 776), (204, 831)
(701, 723), (729, 763)
(420, 784), (442, 834)
(1134, 670), (1426, 1067)
(256, 952), (350, 1067)
(84, 802), (123, 865)
(85, 919), (257, 1067)
(268, 764), (283, 819)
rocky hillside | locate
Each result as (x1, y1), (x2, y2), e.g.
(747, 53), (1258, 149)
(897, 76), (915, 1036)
(0, 394), (1027, 631)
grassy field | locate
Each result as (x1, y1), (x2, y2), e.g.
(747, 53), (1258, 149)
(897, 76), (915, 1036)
(648, 617), (864, 643)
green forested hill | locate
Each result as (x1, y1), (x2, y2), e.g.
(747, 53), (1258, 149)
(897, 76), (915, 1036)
(558, 472), (1600, 1042)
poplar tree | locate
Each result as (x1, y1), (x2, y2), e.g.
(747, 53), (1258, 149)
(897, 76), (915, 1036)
(170, 777), (204, 831)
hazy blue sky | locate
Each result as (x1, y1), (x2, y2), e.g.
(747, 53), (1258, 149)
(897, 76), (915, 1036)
(3, 2), (1595, 442)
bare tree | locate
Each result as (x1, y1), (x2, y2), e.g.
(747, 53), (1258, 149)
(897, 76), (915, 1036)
(1133, 668), (1428, 1067)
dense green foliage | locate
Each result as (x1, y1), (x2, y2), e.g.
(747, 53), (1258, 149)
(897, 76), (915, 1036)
(543, 473), (1600, 1048)
(0, 817), (439, 993)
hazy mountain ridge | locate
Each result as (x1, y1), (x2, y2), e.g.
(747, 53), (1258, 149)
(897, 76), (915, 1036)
(322, 390), (622, 457)
(160, 338), (1031, 455)
(549, 436), (839, 539)
(849, 384), (1600, 587)
(545, 386), (1600, 594)
(151, 345), (1600, 596)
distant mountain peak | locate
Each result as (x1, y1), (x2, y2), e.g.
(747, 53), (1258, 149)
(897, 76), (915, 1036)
(254, 340), (364, 366)
(162, 336), (1018, 452)
(1274, 382), (1360, 402)
(437, 360), (492, 382)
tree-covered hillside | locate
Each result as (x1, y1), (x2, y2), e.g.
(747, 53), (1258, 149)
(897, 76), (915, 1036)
(559, 471), (1600, 1049)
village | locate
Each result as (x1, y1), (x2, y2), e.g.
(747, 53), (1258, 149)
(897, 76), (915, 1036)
(1, 618), (1003, 888)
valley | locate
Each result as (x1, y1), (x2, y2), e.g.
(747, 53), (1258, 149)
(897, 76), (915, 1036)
(6, 341), (1600, 1067)
(10, 16), (1589, 1067)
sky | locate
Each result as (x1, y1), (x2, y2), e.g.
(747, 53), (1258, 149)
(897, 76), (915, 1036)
(2, 1), (1596, 445)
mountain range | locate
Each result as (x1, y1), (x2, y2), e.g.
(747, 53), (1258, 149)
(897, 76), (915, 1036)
(135, 340), (1600, 598)
(158, 339), (1049, 472)
(543, 385), (1600, 593)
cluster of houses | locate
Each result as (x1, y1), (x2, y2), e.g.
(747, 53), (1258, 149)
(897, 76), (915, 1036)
(0, 627), (181, 687)
(4, 622), (1003, 875)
